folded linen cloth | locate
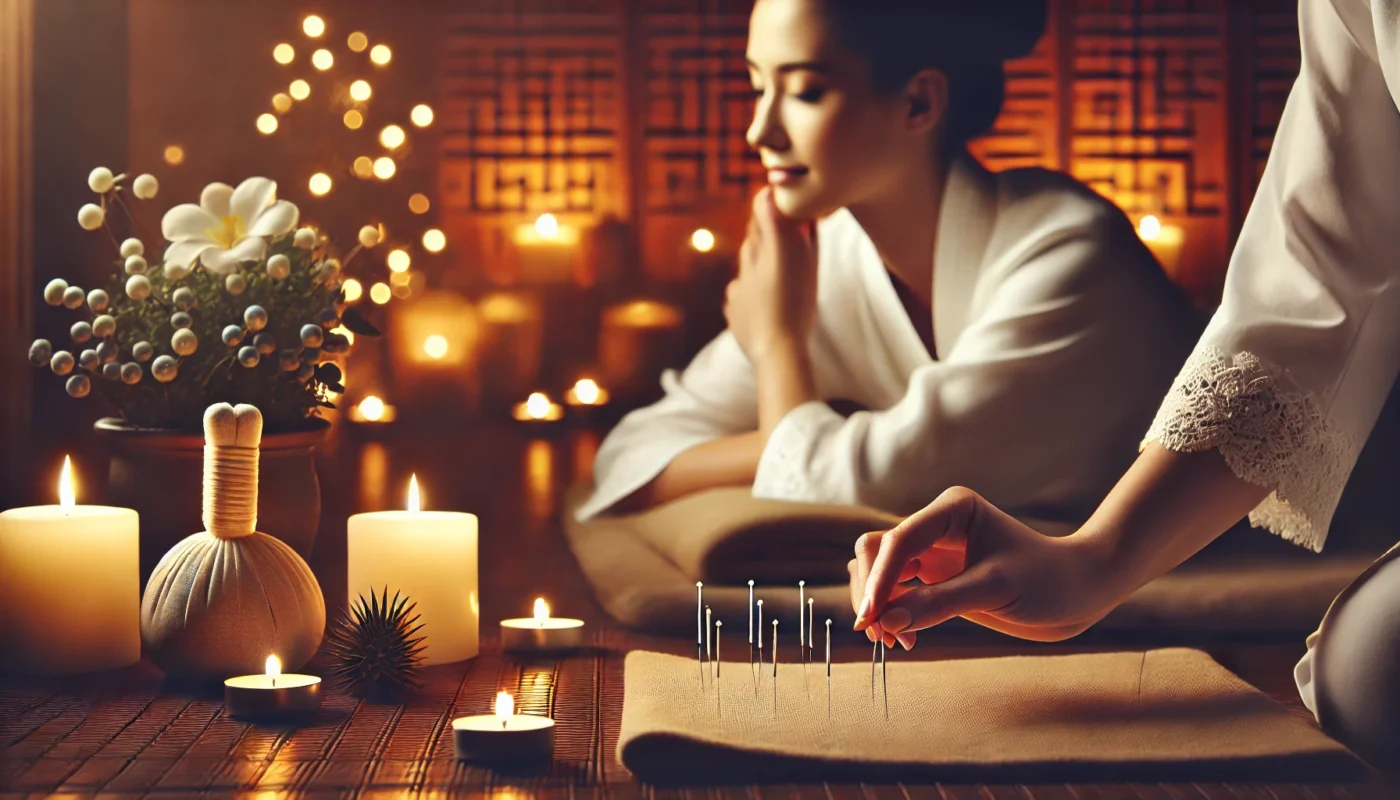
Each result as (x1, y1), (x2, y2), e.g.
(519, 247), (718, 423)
(618, 648), (1361, 783)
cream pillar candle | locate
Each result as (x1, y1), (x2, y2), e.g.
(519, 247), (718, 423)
(347, 475), (479, 665)
(0, 456), (140, 674)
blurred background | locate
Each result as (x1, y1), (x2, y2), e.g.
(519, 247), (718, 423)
(1, 0), (1302, 508)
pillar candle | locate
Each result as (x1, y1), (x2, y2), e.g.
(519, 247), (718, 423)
(347, 475), (479, 666)
(0, 457), (140, 674)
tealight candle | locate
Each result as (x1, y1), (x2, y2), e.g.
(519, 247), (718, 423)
(512, 213), (579, 283)
(501, 597), (585, 653)
(347, 475), (479, 665)
(224, 654), (322, 721)
(512, 391), (564, 423)
(564, 378), (609, 408)
(349, 394), (397, 424)
(0, 456), (140, 674)
(453, 690), (555, 762)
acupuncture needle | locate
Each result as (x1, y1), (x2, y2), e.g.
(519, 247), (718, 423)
(881, 635), (888, 719)
(772, 618), (779, 717)
(825, 618), (832, 718)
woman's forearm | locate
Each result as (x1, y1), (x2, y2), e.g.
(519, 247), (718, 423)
(612, 342), (818, 514)
(1073, 443), (1272, 610)
(753, 339), (819, 435)
(611, 431), (768, 512)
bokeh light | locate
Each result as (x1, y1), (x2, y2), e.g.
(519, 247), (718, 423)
(411, 104), (434, 127)
(422, 229), (446, 252)
(312, 49), (334, 70)
(290, 79), (311, 100)
(309, 173), (333, 196)
(387, 249), (411, 272)
(370, 44), (391, 65)
(347, 32), (368, 52)
(256, 113), (278, 134)
(302, 15), (325, 37)
(408, 193), (430, 214)
(352, 156), (374, 178)
(164, 145), (185, 165)
(370, 282), (391, 304)
(273, 43), (295, 64)
(341, 278), (363, 303)
(373, 156), (396, 180)
(379, 124), (405, 149)
(350, 80), (372, 102)
(691, 228), (716, 252)
(272, 92), (293, 113)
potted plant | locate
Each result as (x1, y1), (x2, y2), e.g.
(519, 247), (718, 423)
(28, 168), (382, 578)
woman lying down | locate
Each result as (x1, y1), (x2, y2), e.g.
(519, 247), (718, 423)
(576, 0), (1200, 525)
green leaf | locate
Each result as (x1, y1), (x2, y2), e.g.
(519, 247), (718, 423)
(340, 307), (382, 337)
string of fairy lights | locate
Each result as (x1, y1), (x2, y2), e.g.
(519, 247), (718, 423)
(245, 13), (445, 308)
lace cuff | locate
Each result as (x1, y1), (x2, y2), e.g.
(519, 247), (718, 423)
(752, 401), (844, 503)
(1142, 346), (1358, 552)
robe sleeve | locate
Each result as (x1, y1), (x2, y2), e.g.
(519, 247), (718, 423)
(574, 331), (759, 521)
(1142, 0), (1400, 552)
(752, 211), (1191, 522)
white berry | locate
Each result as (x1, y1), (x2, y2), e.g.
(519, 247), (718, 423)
(43, 279), (68, 306)
(119, 238), (144, 258)
(132, 174), (158, 199)
(88, 167), (115, 193)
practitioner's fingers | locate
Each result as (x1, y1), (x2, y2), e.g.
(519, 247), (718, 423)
(876, 562), (1010, 634)
(855, 488), (980, 631)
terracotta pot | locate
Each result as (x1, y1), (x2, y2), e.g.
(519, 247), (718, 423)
(94, 417), (330, 581)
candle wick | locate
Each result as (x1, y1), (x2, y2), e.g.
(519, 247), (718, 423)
(502, 718), (507, 730)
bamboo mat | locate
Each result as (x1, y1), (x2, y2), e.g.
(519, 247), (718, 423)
(0, 631), (1391, 798)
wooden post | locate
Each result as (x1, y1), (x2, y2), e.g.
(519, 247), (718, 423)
(0, 0), (34, 507)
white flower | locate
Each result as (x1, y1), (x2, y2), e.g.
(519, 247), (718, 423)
(161, 177), (299, 276)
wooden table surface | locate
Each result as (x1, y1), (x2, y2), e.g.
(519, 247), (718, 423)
(2, 422), (1397, 798)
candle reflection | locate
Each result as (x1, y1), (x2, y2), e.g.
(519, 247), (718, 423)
(525, 439), (555, 520)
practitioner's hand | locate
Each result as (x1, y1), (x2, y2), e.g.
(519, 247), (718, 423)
(848, 487), (1120, 647)
(725, 187), (818, 367)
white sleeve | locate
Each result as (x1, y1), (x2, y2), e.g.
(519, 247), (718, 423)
(574, 331), (759, 521)
(753, 214), (1191, 521)
(1143, 0), (1400, 552)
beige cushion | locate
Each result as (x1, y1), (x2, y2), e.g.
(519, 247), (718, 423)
(618, 648), (1361, 783)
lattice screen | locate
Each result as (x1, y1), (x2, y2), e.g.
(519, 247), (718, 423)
(437, 0), (1301, 297)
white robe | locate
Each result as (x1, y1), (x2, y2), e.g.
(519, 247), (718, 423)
(1136, 0), (1400, 722)
(578, 153), (1200, 524)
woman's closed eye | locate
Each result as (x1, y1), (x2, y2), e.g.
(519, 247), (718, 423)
(794, 87), (826, 103)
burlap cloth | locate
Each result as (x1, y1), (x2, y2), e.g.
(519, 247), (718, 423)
(618, 648), (1362, 783)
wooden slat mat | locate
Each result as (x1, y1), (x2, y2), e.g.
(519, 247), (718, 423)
(0, 633), (1389, 798)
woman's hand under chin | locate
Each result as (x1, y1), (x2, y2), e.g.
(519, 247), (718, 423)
(725, 186), (819, 366)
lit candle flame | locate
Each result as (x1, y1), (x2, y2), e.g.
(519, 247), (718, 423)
(1137, 214), (1162, 241)
(265, 654), (281, 678)
(573, 379), (600, 405)
(407, 474), (421, 513)
(526, 392), (551, 419)
(533, 597), (550, 622)
(358, 395), (385, 421)
(690, 228), (716, 253)
(534, 213), (559, 239)
(495, 691), (515, 720)
(58, 455), (75, 510)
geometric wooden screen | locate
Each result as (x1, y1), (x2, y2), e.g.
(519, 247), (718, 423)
(1249, 3), (1300, 187)
(438, 0), (1302, 299)
(439, 2), (621, 217)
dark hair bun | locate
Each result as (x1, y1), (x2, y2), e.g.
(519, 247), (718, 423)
(821, 0), (1049, 146)
(988, 0), (1049, 59)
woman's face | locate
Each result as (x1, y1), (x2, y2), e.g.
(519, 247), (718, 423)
(745, 0), (919, 220)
